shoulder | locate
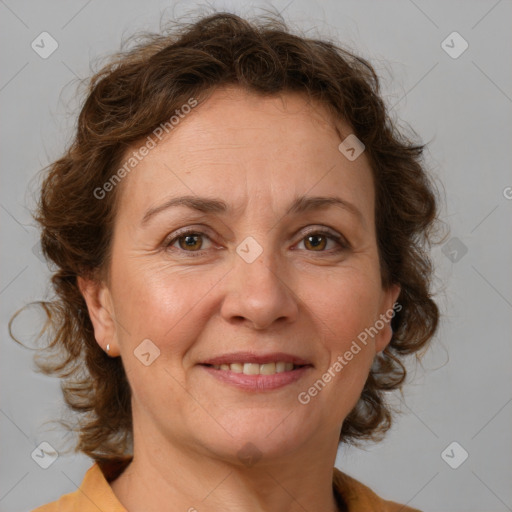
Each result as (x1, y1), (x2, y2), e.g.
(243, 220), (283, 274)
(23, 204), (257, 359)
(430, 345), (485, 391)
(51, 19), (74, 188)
(333, 467), (423, 512)
(31, 483), (84, 512)
(31, 459), (130, 512)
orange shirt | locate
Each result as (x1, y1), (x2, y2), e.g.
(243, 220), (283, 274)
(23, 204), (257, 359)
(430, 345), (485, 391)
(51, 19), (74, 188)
(32, 458), (422, 512)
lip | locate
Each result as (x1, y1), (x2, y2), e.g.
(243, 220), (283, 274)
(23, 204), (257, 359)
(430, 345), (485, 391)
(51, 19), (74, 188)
(199, 352), (312, 366)
(200, 364), (312, 391)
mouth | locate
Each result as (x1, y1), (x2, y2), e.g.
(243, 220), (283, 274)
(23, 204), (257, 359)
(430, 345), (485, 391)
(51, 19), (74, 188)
(198, 352), (313, 391)
(201, 361), (308, 375)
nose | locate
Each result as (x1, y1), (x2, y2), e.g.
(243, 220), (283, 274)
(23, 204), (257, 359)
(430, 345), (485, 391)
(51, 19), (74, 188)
(220, 249), (299, 330)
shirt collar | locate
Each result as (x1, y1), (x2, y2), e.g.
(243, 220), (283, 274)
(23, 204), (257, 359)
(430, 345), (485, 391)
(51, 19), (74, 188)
(67, 458), (418, 512)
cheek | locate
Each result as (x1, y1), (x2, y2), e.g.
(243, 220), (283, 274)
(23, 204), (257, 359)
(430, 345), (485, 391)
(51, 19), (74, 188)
(305, 272), (381, 388)
(112, 268), (218, 410)
(292, 273), (381, 424)
(307, 270), (383, 342)
(111, 261), (219, 356)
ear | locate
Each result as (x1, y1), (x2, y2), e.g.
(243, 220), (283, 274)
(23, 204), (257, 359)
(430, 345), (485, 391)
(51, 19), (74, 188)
(374, 283), (401, 354)
(77, 276), (119, 356)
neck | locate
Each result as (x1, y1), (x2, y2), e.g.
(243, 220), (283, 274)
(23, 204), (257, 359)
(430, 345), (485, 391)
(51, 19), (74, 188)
(109, 421), (344, 512)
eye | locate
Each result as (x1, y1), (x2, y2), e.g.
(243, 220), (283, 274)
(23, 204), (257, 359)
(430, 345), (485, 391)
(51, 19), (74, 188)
(165, 229), (212, 255)
(295, 229), (348, 253)
(163, 226), (349, 257)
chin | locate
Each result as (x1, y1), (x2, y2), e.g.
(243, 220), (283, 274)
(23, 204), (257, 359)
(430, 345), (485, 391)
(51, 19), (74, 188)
(196, 411), (318, 466)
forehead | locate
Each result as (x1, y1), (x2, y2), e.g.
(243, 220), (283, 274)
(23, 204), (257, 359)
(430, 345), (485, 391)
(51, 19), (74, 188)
(115, 86), (375, 224)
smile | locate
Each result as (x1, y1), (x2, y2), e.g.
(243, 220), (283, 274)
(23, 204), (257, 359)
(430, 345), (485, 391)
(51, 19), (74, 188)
(206, 362), (301, 375)
(199, 363), (312, 391)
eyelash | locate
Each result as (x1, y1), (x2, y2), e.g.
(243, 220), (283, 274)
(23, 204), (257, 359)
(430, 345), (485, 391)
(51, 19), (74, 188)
(163, 227), (350, 257)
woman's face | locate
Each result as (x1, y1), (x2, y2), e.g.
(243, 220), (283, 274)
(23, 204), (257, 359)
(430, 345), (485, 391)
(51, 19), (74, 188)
(82, 86), (400, 463)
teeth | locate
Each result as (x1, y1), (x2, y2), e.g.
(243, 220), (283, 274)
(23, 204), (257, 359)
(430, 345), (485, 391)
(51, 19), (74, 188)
(210, 361), (299, 374)
(230, 363), (243, 373)
(260, 362), (276, 375)
(243, 363), (260, 375)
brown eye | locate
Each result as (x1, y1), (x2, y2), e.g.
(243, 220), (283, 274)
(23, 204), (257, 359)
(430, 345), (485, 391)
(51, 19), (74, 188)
(296, 230), (347, 253)
(165, 230), (213, 255)
(178, 233), (204, 251)
(304, 234), (328, 251)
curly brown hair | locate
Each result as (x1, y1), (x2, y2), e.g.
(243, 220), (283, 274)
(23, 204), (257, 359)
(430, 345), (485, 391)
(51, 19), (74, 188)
(10, 10), (442, 463)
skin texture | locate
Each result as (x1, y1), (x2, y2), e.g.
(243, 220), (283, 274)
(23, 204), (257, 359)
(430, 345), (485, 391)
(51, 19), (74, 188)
(79, 86), (400, 512)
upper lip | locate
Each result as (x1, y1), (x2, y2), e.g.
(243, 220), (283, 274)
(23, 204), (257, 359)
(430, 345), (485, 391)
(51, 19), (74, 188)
(200, 352), (312, 366)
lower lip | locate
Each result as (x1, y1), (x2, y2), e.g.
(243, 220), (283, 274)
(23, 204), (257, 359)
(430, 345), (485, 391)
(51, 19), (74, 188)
(199, 365), (312, 391)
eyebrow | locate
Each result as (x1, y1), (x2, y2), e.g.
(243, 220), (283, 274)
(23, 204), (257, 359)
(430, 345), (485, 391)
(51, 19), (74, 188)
(141, 194), (365, 227)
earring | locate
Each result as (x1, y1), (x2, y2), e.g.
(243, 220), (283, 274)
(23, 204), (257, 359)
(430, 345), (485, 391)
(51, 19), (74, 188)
(106, 343), (110, 354)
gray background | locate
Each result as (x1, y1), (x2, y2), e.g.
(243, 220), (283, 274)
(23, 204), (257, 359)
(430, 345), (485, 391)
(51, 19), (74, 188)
(1, 1), (511, 511)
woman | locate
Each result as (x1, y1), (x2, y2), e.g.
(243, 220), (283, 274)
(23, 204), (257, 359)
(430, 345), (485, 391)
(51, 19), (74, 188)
(20, 10), (440, 512)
